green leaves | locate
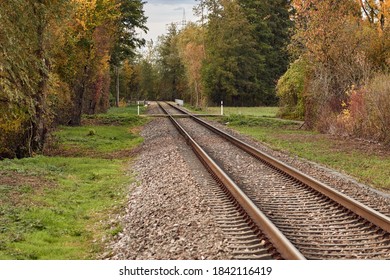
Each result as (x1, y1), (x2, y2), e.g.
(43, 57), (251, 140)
(276, 58), (308, 119)
(111, 0), (148, 65)
(202, 0), (264, 106)
(198, 0), (292, 106)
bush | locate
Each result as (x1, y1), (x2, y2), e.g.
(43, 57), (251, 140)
(0, 107), (30, 159)
(329, 73), (390, 144)
(364, 73), (390, 143)
(330, 87), (366, 137)
(276, 59), (308, 120)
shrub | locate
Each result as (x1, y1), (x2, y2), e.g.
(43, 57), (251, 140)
(332, 87), (366, 137)
(276, 59), (308, 120)
(0, 107), (30, 159)
(364, 73), (390, 143)
(87, 129), (96, 136)
(329, 73), (390, 144)
(223, 114), (296, 128)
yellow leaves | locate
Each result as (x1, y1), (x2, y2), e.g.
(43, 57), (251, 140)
(75, 19), (87, 31)
(336, 100), (353, 135)
(176, 24), (207, 107)
(0, 116), (24, 133)
(342, 108), (351, 118)
(122, 60), (135, 80)
(0, 104), (29, 136)
(357, 0), (390, 30)
(71, 0), (120, 32)
(72, 0), (96, 29)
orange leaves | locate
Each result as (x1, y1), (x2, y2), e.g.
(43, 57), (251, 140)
(334, 75), (390, 142)
(282, 1), (389, 142)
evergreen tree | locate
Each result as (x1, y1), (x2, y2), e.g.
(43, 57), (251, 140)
(203, 0), (264, 106)
(156, 24), (186, 101)
(111, 0), (148, 65)
(239, 0), (293, 105)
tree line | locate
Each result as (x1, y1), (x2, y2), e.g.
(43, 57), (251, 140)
(117, 0), (292, 108)
(119, 0), (389, 143)
(1, 0), (390, 159)
(0, 0), (147, 158)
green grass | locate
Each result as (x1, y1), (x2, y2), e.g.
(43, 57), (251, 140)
(223, 114), (298, 127)
(83, 105), (147, 125)
(52, 105), (148, 158)
(55, 125), (143, 156)
(0, 105), (145, 259)
(0, 157), (130, 259)
(186, 106), (279, 118)
(226, 115), (390, 191)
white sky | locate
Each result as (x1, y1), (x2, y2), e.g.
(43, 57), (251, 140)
(140, 0), (199, 43)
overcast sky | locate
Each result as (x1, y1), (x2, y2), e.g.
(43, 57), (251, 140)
(141, 0), (199, 43)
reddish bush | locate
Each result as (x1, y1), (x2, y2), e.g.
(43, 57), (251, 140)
(328, 74), (390, 144)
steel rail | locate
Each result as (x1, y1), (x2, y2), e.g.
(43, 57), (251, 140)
(166, 102), (390, 233)
(158, 102), (306, 260)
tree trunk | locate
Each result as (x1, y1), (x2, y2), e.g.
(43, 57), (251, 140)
(30, 5), (48, 153)
(115, 65), (120, 107)
(71, 65), (88, 126)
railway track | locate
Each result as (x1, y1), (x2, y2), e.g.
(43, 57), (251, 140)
(156, 101), (390, 259)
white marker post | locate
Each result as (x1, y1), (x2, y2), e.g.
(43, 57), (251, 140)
(221, 101), (224, 116)
(137, 101), (140, 116)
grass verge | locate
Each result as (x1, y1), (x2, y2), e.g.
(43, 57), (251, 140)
(52, 125), (144, 158)
(0, 106), (146, 259)
(186, 106), (279, 118)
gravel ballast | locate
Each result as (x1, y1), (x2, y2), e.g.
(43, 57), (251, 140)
(206, 120), (390, 216)
(105, 102), (389, 260)
(106, 116), (231, 260)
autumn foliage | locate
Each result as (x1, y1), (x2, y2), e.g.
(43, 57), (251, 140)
(119, 0), (292, 108)
(278, 0), (390, 143)
(0, 0), (146, 158)
(2, 0), (390, 159)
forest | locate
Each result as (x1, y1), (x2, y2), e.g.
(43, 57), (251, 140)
(1, 0), (389, 159)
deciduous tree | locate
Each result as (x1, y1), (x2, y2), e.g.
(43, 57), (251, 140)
(177, 23), (206, 107)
